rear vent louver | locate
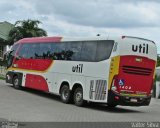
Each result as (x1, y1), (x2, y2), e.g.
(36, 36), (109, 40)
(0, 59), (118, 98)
(89, 80), (107, 100)
(122, 66), (152, 76)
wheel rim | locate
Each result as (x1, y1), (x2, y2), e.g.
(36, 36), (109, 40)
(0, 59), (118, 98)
(62, 89), (69, 100)
(14, 78), (19, 86)
(75, 91), (82, 102)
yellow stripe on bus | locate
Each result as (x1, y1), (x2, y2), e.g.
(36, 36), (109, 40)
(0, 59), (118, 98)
(108, 56), (120, 90)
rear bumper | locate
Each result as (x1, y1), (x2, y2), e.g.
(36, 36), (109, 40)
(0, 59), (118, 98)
(107, 90), (151, 106)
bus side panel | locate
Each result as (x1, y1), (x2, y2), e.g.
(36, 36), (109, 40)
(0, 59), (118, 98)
(21, 72), (26, 87)
(81, 60), (111, 102)
(25, 74), (49, 92)
(42, 72), (58, 94)
(85, 77), (108, 103)
(71, 75), (85, 96)
(56, 73), (72, 93)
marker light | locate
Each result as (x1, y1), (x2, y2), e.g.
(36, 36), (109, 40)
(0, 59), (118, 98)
(111, 86), (117, 92)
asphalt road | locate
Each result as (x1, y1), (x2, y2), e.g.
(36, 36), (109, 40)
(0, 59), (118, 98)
(0, 80), (160, 122)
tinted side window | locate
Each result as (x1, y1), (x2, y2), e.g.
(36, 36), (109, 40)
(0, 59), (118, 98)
(65, 42), (82, 61)
(19, 43), (52, 59)
(53, 43), (66, 60)
(39, 43), (66, 60)
(16, 40), (114, 61)
(81, 41), (97, 62)
(11, 44), (19, 56)
(18, 44), (30, 58)
(39, 43), (52, 59)
(28, 43), (40, 59)
(96, 40), (114, 61)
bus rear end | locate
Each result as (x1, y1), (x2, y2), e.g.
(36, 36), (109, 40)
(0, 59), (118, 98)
(108, 36), (157, 106)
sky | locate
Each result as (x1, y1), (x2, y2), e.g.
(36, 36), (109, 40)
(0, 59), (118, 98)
(0, 0), (160, 53)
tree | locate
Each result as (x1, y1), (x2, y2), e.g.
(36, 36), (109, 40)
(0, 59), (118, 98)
(8, 19), (47, 45)
(157, 55), (160, 67)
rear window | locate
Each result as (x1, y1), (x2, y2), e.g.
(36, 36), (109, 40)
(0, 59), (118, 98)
(96, 40), (114, 61)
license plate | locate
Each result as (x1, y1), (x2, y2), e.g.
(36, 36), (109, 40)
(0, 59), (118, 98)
(130, 98), (137, 102)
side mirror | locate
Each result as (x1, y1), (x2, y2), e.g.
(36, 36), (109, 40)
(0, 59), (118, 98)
(15, 55), (21, 60)
(4, 50), (12, 59)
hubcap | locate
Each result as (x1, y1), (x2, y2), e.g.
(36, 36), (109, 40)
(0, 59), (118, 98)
(14, 79), (18, 86)
(76, 91), (82, 102)
(62, 89), (69, 100)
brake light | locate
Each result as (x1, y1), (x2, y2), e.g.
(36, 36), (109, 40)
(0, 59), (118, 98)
(150, 79), (154, 95)
(111, 76), (119, 93)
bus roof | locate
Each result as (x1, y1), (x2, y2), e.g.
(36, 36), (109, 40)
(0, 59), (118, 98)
(16, 36), (155, 44)
(17, 36), (111, 43)
(17, 37), (63, 43)
(122, 36), (155, 44)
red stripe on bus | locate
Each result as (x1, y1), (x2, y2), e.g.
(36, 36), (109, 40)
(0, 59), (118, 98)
(14, 59), (53, 71)
(17, 37), (62, 43)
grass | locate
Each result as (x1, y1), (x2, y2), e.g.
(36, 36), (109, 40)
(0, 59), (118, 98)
(0, 77), (5, 80)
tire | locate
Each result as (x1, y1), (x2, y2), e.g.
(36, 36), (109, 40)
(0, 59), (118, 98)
(107, 103), (117, 108)
(60, 85), (71, 104)
(13, 76), (21, 89)
(74, 87), (84, 107)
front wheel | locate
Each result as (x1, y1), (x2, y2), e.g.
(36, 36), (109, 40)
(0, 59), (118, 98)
(13, 76), (21, 89)
(74, 87), (85, 107)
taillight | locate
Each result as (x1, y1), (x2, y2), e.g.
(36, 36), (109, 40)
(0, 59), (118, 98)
(111, 76), (119, 93)
(150, 79), (154, 95)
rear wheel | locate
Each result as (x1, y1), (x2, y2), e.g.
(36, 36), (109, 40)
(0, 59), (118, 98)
(74, 87), (85, 107)
(13, 76), (21, 89)
(60, 85), (71, 103)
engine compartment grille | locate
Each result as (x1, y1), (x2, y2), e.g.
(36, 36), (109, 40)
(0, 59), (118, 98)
(122, 66), (152, 76)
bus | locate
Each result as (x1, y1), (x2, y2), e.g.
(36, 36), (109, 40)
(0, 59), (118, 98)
(5, 36), (157, 107)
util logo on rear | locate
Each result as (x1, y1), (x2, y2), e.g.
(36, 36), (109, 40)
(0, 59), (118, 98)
(132, 44), (148, 54)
